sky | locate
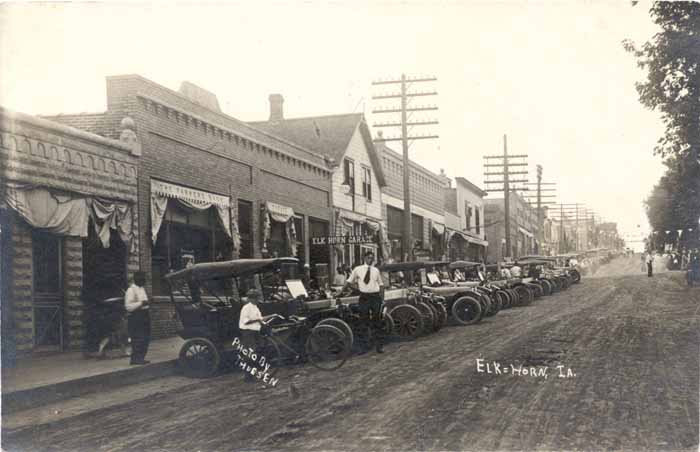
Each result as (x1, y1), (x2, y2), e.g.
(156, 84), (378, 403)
(0, 0), (666, 246)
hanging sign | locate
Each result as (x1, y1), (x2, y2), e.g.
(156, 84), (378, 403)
(311, 234), (376, 246)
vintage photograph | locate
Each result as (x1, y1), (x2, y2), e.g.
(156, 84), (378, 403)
(0, 1), (698, 451)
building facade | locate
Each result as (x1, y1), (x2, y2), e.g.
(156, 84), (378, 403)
(48, 75), (333, 338)
(249, 95), (388, 277)
(1, 107), (140, 362)
(443, 176), (488, 261)
(484, 191), (539, 262)
(375, 137), (446, 262)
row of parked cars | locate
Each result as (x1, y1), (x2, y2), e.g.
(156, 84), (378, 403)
(165, 256), (582, 378)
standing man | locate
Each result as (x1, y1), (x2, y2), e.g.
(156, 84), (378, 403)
(124, 271), (151, 365)
(343, 251), (385, 353)
(646, 252), (654, 277)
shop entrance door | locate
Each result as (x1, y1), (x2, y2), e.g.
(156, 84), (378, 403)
(32, 230), (64, 351)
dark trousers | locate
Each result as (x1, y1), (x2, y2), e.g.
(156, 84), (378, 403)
(239, 330), (262, 381)
(358, 292), (384, 348)
(128, 309), (151, 363)
(647, 262), (653, 277)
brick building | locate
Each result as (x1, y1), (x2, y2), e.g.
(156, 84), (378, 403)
(0, 107), (140, 363)
(48, 75), (333, 338)
(374, 135), (446, 261)
(250, 95), (388, 275)
(443, 175), (488, 261)
(484, 191), (539, 262)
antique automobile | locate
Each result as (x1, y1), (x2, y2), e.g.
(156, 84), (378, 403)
(552, 254), (582, 284)
(483, 264), (523, 307)
(377, 261), (445, 338)
(165, 258), (351, 378)
(419, 262), (485, 325)
(519, 256), (572, 293)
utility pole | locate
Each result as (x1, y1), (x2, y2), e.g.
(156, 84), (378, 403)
(523, 165), (556, 254)
(483, 135), (528, 259)
(372, 74), (438, 262)
(550, 203), (587, 253)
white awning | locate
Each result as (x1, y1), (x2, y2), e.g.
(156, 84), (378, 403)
(151, 179), (230, 208)
(266, 201), (295, 223)
(432, 223), (445, 235)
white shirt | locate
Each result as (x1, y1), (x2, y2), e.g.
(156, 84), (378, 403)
(646, 254), (654, 264)
(124, 284), (149, 312)
(510, 265), (522, 277)
(333, 273), (347, 286)
(569, 258), (578, 267)
(501, 268), (512, 278)
(239, 302), (263, 331)
(348, 264), (383, 293)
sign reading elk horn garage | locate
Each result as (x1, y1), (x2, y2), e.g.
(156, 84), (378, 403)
(311, 234), (376, 246)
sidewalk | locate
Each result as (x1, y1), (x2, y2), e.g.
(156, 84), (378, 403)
(2, 336), (184, 414)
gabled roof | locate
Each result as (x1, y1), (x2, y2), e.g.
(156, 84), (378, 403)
(455, 177), (488, 197)
(250, 113), (386, 186)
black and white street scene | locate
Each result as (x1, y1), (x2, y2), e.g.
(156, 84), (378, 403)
(1, 1), (699, 451)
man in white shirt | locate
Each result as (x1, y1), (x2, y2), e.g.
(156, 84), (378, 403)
(510, 263), (522, 278)
(238, 289), (266, 382)
(124, 271), (150, 365)
(343, 251), (385, 353)
(239, 289), (264, 332)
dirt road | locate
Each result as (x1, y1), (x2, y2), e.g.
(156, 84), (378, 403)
(4, 256), (699, 452)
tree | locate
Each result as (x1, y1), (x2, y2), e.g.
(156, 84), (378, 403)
(627, 2), (700, 248)
(624, 2), (700, 163)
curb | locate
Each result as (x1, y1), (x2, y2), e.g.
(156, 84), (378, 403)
(2, 359), (178, 414)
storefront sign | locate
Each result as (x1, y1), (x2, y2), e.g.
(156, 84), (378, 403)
(311, 234), (376, 246)
(151, 179), (229, 207)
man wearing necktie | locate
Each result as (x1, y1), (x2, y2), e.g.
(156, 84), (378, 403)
(343, 251), (385, 353)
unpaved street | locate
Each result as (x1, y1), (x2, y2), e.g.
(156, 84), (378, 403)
(3, 256), (699, 452)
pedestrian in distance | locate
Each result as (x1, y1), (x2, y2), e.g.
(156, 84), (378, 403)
(343, 250), (385, 354)
(124, 271), (151, 365)
(646, 252), (654, 277)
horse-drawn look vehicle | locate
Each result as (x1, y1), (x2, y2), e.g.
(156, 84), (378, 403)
(165, 258), (351, 378)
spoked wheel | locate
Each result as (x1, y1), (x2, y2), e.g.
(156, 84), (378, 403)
(426, 303), (442, 332)
(507, 289), (520, 307)
(550, 278), (561, 293)
(416, 302), (435, 335)
(560, 276), (571, 290)
(539, 279), (552, 296)
(451, 295), (483, 325)
(382, 311), (395, 336)
(305, 324), (351, 371)
(529, 282), (544, 299)
(482, 293), (498, 317)
(179, 338), (221, 378)
(571, 270), (581, 284)
(250, 336), (283, 377)
(433, 303), (448, 330)
(493, 291), (507, 310)
(389, 304), (424, 339)
(515, 285), (533, 306)
(316, 318), (354, 349)
(496, 290), (511, 309)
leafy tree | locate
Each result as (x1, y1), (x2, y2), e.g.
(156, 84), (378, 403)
(626, 2), (700, 246)
(624, 2), (700, 163)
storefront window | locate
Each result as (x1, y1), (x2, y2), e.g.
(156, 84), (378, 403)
(267, 221), (287, 258)
(238, 200), (253, 258)
(412, 214), (424, 249)
(152, 200), (231, 295)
